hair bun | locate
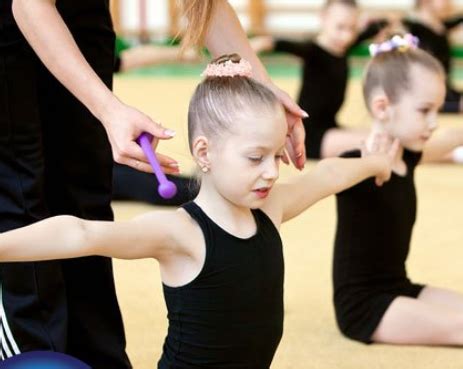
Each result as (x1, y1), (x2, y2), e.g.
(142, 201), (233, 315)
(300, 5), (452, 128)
(201, 53), (252, 78)
(213, 53), (242, 64)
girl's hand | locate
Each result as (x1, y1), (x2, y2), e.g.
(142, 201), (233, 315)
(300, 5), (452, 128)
(100, 97), (180, 174)
(362, 133), (400, 186)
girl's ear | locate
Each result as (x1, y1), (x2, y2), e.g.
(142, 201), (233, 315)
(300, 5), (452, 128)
(192, 136), (211, 173)
(370, 92), (391, 123)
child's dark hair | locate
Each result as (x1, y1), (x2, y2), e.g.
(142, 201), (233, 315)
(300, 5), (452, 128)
(363, 46), (444, 109)
(188, 54), (282, 152)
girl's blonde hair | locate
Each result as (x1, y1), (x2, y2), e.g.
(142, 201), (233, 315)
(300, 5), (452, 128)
(363, 47), (444, 109)
(188, 54), (281, 152)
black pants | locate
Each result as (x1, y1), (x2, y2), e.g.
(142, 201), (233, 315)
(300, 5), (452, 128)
(0, 20), (130, 369)
(112, 163), (198, 206)
(442, 85), (462, 113)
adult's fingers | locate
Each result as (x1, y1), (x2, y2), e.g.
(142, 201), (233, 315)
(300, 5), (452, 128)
(121, 152), (180, 174)
(141, 120), (176, 141)
(113, 141), (149, 165)
(275, 88), (308, 119)
(287, 118), (306, 169)
(157, 152), (180, 172)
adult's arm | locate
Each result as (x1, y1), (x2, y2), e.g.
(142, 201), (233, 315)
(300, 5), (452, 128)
(12, 0), (178, 174)
(203, 0), (308, 169)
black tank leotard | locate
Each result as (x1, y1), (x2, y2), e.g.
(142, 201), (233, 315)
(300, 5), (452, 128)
(333, 149), (425, 343)
(158, 202), (284, 368)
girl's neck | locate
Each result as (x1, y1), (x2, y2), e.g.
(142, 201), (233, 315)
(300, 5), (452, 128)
(194, 178), (257, 238)
(415, 8), (445, 34)
(369, 121), (407, 176)
(315, 34), (346, 56)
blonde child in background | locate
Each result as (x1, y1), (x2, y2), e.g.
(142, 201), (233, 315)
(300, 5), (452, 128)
(333, 35), (463, 346)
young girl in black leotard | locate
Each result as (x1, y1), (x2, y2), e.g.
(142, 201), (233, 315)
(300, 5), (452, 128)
(403, 0), (463, 113)
(334, 35), (463, 346)
(252, 0), (388, 159)
(0, 55), (397, 368)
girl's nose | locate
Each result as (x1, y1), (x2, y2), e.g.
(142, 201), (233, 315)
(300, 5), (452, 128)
(262, 160), (279, 180)
(428, 113), (438, 131)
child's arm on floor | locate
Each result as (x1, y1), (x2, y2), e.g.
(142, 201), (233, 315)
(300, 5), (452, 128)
(0, 210), (184, 262)
(444, 15), (463, 30)
(353, 17), (390, 46)
(249, 36), (275, 54)
(263, 136), (399, 224)
(421, 127), (463, 163)
(272, 39), (312, 58)
(119, 45), (199, 72)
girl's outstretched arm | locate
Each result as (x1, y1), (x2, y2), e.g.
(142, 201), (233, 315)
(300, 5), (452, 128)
(421, 127), (463, 163)
(0, 210), (183, 262)
(443, 16), (463, 30)
(264, 136), (399, 224)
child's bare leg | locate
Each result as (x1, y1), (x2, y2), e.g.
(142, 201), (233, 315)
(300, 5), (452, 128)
(371, 296), (463, 346)
(320, 128), (369, 158)
(418, 286), (463, 311)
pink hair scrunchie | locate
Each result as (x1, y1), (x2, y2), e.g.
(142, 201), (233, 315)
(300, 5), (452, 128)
(201, 58), (253, 78)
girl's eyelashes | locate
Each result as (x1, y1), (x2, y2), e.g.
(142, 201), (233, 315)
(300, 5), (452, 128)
(418, 107), (431, 115)
(248, 156), (264, 163)
(247, 153), (284, 163)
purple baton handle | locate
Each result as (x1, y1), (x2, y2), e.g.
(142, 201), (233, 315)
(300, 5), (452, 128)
(136, 132), (177, 199)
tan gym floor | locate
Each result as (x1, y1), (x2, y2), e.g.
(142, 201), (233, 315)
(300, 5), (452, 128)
(112, 75), (463, 369)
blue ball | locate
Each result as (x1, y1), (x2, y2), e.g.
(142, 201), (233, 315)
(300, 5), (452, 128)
(0, 351), (91, 369)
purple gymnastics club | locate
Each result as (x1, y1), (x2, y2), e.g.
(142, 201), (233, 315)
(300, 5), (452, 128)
(136, 132), (177, 199)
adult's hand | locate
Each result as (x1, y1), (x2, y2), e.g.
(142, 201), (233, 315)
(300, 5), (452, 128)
(12, 0), (179, 175)
(266, 84), (308, 170)
(100, 98), (179, 174)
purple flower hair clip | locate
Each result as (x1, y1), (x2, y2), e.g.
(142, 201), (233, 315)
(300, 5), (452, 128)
(369, 34), (420, 57)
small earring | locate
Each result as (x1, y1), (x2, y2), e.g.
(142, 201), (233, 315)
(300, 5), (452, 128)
(201, 165), (209, 173)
